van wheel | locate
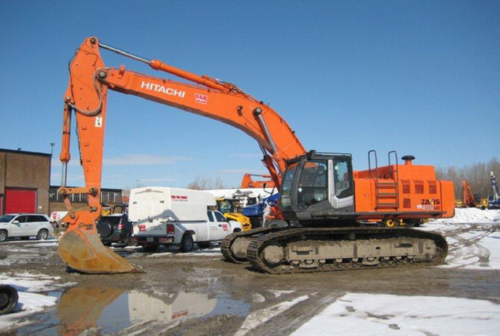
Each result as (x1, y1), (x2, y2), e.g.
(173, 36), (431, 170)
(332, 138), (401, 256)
(37, 229), (49, 241)
(0, 230), (7, 242)
(180, 234), (194, 253)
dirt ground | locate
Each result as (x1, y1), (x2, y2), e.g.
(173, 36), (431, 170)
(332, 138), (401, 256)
(2, 223), (500, 335)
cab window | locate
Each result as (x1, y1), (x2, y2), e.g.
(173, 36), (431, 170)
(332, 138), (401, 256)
(280, 162), (299, 211)
(333, 158), (353, 198)
(207, 211), (215, 222)
(297, 160), (328, 208)
(215, 212), (227, 222)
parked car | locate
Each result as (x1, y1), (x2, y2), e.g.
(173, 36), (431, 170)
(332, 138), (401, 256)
(97, 213), (133, 246)
(0, 214), (52, 242)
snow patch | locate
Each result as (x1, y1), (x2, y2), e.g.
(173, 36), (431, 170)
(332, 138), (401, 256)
(292, 293), (500, 336)
(0, 272), (75, 332)
(236, 295), (309, 336)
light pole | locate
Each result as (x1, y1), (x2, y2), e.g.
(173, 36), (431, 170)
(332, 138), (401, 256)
(136, 180), (140, 188)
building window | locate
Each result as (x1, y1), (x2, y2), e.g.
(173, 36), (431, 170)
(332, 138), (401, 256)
(101, 191), (122, 204)
(50, 187), (120, 204)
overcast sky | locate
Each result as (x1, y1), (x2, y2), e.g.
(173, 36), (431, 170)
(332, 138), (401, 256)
(1, 1), (499, 189)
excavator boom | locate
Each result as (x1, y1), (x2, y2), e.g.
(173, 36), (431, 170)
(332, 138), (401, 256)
(58, 37), (305, 273)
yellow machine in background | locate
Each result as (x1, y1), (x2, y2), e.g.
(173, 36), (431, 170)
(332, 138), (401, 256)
(216, 198), (252, 231)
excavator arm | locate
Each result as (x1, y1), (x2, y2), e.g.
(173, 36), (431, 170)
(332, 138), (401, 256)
(58, 37), (306, 273)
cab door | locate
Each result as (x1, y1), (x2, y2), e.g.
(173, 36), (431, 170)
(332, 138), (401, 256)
(206, 211), (219, 241)
(10, 215), (26, 236)
(213, 211), (231, 240)
(25, 215), (42, 236)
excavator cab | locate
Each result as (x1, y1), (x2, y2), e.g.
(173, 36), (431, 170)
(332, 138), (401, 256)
(280, 151), (355, 222)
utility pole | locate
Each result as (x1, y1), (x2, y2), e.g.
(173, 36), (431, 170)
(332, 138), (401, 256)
(49, 143), (55, 216)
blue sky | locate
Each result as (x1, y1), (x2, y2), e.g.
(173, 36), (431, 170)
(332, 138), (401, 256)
(1, 1), (499, 190)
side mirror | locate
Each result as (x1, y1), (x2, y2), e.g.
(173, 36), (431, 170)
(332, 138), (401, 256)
(12, 220), (20, 224)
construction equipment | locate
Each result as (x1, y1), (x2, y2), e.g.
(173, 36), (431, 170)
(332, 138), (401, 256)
(462, 180), (476, 208)
(215, 198), (252, 231)
(57, 37), (454, 274)
(489, 172), (500, 209)
(241, 174), (276, 189)
(206, 189), (264, 231)
(460, 180), (488, 210)
(242, 192), (281, 228)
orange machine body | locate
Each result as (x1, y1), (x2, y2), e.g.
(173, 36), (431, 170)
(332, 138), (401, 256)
(354, 162), (454, 219)
(241, 174), (276, 189)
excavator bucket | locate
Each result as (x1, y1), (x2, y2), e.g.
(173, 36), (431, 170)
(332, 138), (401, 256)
(58, 213), (140, 274)
(57, 287), (126, 336)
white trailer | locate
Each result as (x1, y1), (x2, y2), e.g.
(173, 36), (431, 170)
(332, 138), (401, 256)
(129, 187), (241, 252)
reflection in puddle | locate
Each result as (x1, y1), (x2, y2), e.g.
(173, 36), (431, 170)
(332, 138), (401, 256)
(17, 286), (249, 335)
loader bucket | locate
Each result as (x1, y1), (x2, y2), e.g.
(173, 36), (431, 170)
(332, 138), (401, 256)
(58, 217), (140, 274)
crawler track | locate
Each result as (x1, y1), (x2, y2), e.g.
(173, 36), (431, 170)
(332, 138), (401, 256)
(241, 227), (448, 274)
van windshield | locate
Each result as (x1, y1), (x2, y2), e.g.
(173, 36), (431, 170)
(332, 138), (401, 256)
(0, 215), (16, 223)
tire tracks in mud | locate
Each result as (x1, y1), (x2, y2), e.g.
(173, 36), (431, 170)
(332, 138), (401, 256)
(428, 223), (500, 268)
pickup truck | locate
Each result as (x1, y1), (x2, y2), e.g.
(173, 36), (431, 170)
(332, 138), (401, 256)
(129, 187), (242, 252)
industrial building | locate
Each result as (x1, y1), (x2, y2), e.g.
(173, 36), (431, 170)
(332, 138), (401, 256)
(0, 148), (51, 215)
(1, 148), (123, 215)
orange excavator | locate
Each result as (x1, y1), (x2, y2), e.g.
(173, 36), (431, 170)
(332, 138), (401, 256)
(460, 180), (488, 210)
(462, 180), (476, 208)
(57, 37), (454, 274)
(241, 174), (276, 189)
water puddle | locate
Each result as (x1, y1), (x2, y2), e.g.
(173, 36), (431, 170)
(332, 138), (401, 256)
(17, 286), (249, 335)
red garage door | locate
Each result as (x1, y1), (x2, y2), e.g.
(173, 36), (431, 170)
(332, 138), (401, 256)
(4, 188), (37, 214)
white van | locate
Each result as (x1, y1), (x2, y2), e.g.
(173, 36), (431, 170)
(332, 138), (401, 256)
(129, 187), (242, 252)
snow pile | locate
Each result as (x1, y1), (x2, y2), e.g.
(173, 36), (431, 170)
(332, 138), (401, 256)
(293, 293), (500, 336)
(432, 208), (500, 223)
(0, 272), (74, 331)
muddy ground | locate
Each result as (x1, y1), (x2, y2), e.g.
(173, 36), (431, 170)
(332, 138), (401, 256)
(1, 223), (500, 335)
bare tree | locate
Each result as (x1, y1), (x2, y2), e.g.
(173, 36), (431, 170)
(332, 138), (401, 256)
(187, 176), (226, 190)
(436, 157), (500, 199)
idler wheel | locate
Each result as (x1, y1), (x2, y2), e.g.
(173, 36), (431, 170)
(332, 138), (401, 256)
(262, 245), (284, 266)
